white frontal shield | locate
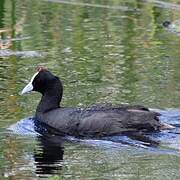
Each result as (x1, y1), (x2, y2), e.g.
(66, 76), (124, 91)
(21, 71), (39, 95)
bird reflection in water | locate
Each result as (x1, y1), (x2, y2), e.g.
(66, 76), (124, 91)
(34, 120), (65, 176)
(34, 135), (64, 176)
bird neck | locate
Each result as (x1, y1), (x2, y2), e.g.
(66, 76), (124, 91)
(35, 83), (63, 117)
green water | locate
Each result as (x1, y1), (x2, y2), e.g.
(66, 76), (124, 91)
(0, 0), (180, 179)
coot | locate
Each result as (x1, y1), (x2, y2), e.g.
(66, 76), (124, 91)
(163, 20), (180, 35)
(163, 21), (171, 28)
(21, 67), (172, 137)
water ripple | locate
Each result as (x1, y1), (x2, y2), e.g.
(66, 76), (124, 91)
(44, 0), (138, 11)
(0, 50), (45, 58)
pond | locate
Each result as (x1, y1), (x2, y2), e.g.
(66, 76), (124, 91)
(0, 0), (180, 179)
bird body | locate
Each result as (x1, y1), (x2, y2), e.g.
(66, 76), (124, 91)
(21, 67), (171, 138)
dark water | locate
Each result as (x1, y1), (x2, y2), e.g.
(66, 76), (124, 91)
(0, 0), (180, 179)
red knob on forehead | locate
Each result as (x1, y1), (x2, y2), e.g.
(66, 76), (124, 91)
(37, 66), (47, 72)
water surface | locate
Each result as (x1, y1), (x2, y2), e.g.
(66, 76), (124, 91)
(0, 0), (180, 179)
